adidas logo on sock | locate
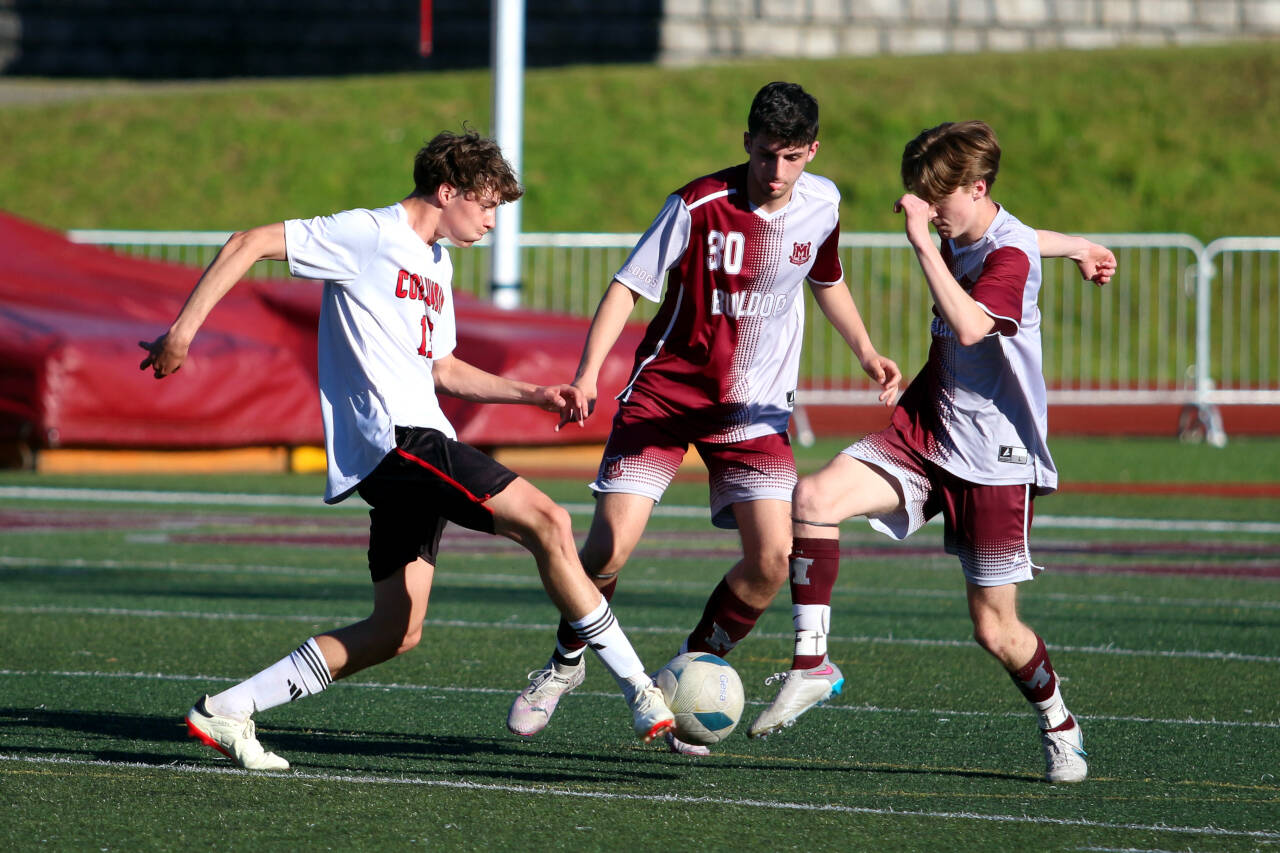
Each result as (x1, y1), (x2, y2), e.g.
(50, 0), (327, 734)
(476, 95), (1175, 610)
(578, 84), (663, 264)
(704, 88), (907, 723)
(287, 679), (304, 701)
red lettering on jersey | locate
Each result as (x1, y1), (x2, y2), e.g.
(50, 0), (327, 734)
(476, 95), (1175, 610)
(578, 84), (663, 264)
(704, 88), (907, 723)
(425, 279), (445, 312)
(789, 242), (811, 265)
(395, 269), (411, 298)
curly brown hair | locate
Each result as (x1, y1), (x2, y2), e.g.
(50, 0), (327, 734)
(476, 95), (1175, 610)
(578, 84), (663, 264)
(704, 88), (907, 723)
(412, 129), (524, 202)
(901, 121), (1001, 204)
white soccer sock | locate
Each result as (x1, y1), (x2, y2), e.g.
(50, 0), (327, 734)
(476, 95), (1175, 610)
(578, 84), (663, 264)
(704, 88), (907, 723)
(569, 598), (647, 696)
(1033, 683), (1071, 730)
(206, 637), (333, 719)
(792, 604), (831, 658)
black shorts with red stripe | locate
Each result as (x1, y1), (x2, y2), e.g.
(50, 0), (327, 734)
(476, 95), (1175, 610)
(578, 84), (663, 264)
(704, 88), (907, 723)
(355, 426), (519, 581)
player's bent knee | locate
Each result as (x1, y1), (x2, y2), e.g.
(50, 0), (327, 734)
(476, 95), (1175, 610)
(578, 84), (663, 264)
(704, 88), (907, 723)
(395, 627), (423, 657)
(792, 478), (831, 523)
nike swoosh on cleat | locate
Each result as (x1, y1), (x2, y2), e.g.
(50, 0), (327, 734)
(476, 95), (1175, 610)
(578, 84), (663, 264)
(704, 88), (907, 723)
(808, 664), (835, 677)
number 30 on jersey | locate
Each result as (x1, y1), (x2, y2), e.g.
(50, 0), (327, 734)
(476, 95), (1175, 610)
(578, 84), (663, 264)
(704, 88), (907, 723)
(707, 230), (745, 275)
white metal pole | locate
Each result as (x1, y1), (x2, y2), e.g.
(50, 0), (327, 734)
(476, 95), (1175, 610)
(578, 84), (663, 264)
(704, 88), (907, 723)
(490, 0), (524, 309)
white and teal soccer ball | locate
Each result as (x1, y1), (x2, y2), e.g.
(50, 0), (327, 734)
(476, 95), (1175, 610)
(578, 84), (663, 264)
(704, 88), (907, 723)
(655, 652), (744, 745)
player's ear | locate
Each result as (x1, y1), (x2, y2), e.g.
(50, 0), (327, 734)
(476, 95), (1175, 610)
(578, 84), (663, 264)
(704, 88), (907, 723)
(971, 179), (987, 200)
(807, 140), (819, 162)
(437, 183), (457, 205)
(743, 131), (752, 155)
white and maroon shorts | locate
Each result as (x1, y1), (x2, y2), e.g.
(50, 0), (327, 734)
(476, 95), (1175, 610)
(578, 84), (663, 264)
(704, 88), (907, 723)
(592, 408), (797, 529)
(843, 425), (1042, 587)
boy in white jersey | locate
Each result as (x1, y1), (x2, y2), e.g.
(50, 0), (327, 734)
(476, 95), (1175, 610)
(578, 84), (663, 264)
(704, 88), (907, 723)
(752, 121), (1116, 784)
(139, 129), (675, 770)
(507, 82), (902, 754)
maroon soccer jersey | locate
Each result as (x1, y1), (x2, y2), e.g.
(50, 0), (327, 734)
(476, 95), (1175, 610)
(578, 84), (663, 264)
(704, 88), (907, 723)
(890, 205), (1057, 493)
(613, 164), (843, 443)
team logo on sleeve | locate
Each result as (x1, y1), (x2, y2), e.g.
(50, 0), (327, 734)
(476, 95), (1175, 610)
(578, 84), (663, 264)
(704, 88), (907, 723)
(788, 242), (812, 265)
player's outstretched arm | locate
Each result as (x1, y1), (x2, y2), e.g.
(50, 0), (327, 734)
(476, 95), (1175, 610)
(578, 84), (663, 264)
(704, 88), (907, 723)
(138, 224), (288, 378)
(809, 280), (902, 406)
(556, 278), (641, 429)
(1035, 230), (1116, 286)
(431, 354), (589, 418)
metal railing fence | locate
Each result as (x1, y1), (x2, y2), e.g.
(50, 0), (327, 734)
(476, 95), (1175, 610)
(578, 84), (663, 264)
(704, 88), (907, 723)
(68, 229), (1280, 443)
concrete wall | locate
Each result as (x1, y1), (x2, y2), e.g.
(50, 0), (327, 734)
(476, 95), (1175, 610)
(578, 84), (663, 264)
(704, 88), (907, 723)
(0, 0), (1275, 79)
(659, 0), (1280, 64)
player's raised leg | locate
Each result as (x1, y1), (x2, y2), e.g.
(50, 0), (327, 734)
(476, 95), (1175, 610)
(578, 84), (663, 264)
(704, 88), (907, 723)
(491, 480), (673, 742)
(507, 491), (655, 736)
(967, 582), (1087, 783)
(750, 453), (900, 737)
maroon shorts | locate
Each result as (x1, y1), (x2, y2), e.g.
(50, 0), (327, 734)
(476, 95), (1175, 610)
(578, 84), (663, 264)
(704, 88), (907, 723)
(592, 408), (796, 529)
(843, 425), (1041, 586)
(355, 427), (518, 582)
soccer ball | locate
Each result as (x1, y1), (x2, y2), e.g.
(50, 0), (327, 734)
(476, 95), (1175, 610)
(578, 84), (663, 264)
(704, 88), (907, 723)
(655, 652), (744, 745)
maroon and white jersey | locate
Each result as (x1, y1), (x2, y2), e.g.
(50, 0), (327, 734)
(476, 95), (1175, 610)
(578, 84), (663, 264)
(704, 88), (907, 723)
(891, 205), (1058, 493)
(612, 164), (843, 443)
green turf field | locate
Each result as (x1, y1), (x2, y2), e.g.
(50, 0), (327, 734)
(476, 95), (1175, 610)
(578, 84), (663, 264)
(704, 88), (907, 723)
(2, 438), (1278, 851)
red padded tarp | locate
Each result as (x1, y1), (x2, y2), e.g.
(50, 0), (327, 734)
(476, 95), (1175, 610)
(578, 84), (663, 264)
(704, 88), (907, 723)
(0, 212), (641, 450)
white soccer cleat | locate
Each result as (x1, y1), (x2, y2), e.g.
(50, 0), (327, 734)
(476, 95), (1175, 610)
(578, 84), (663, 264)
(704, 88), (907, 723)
(629, 681), (676, 743)
(747, 659), (844, 738)
(185, 696), (290, 771)
(665, 731), (711, 756)
(507, 657), (585, 736)
(1041, 717), (1088, 783)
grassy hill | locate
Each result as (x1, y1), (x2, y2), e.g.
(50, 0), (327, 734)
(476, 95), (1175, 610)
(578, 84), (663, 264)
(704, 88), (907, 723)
(0, 43), (1275, 240)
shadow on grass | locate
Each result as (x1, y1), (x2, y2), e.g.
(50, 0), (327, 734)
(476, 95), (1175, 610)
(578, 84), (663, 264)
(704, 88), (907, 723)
(0, 706), (685, 783)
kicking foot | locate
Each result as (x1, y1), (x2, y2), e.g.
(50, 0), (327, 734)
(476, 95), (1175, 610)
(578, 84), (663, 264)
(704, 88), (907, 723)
(185, 696), (289, 771)
(747, 659), (844, 739)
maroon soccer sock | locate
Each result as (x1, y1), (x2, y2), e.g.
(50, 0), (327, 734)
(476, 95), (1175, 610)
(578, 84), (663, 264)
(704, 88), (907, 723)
(1009, 634), (1072, 729)
(790, 537), (840, 669)
(1009, 634), (1058, 704)
(684, 577), (765, 657)
(553, 578), (617, 665)
(789, 537), (840, 607)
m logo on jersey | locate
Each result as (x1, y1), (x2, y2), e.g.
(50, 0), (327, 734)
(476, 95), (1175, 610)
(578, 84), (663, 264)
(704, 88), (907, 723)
(789, 241), (812, 265)
(602, 454), (625, 480)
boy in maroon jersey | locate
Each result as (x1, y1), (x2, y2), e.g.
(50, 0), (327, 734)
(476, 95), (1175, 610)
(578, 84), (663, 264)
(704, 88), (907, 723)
(752, 121), (1114, 784)
(507, 82), (901, 753)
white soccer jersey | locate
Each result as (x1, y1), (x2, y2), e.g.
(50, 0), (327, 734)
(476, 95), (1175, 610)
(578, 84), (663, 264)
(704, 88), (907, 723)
(613, 165), (843, 443)
(285, 203), (458, 503)
(892, 205), (1057, 493)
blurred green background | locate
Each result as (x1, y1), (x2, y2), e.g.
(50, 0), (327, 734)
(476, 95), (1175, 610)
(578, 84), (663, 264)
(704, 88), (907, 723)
(1, 43), (1276, 240)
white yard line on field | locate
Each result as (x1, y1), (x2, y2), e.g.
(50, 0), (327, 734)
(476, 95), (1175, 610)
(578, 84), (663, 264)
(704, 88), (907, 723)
(2, 602), (1277, 664)
(3, 485), (1280, 534)
(2, 603), (1277, 664)
(4, 554), (1279, 611)
(1, 753), (1277, 840)
(1, 668), (1276, 729)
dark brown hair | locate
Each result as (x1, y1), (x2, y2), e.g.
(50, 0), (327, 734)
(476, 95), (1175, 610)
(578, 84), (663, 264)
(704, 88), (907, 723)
(747, 82), (819, 147)
(412, 129), (524, 202)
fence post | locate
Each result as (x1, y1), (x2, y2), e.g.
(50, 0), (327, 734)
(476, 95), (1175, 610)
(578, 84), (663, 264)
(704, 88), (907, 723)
(1194, 246), (1227, 447)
